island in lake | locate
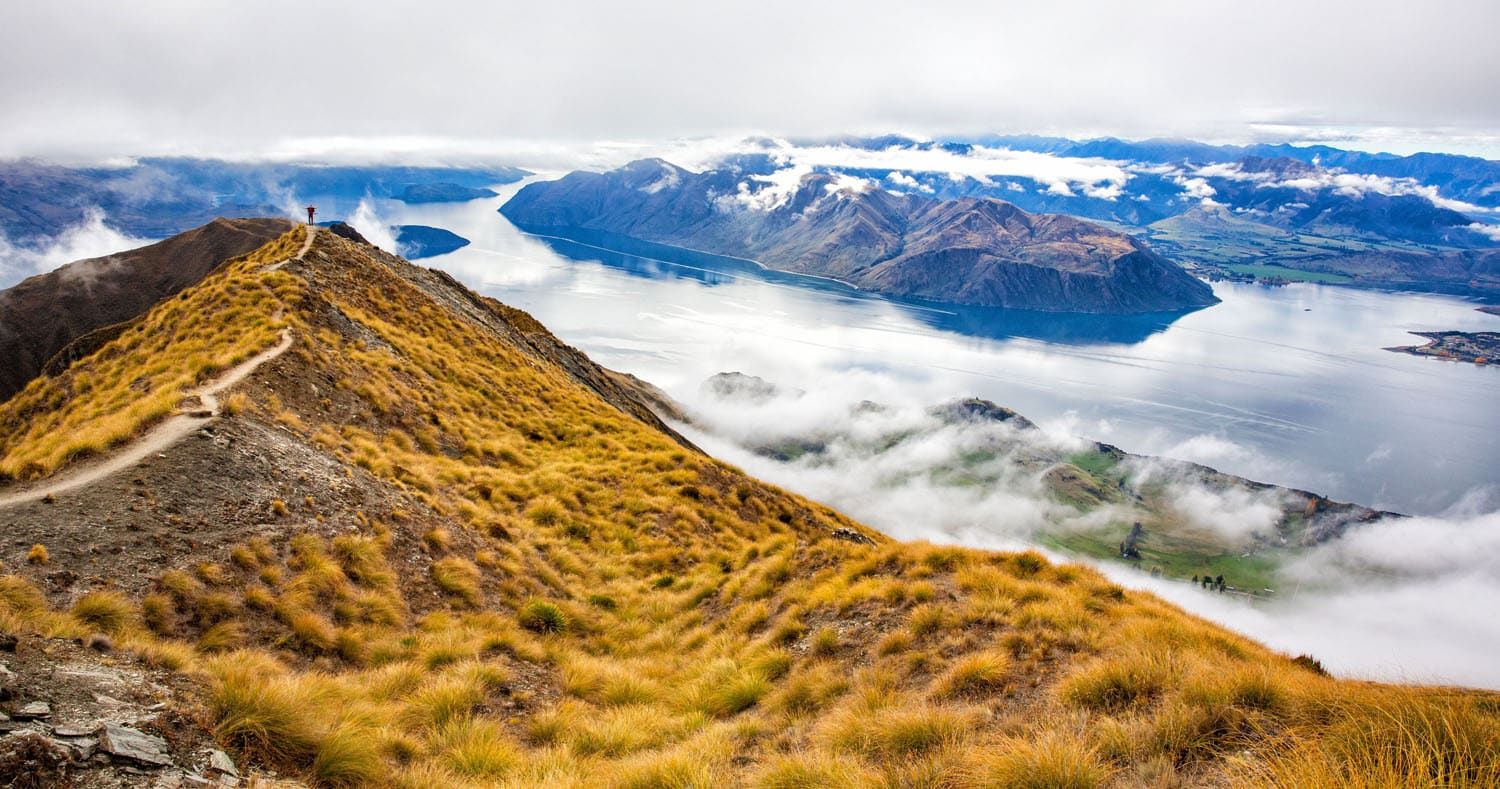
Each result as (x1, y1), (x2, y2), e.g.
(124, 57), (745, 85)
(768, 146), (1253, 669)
(395, 224), (470, 259)
(1386, 331), (1500, 365)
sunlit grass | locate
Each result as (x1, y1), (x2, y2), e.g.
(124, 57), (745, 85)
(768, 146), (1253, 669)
(0, 228), (1491, 787)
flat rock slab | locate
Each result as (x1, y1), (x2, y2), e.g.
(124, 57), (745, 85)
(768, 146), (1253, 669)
(100, 723), (173, 766)
(12, 701), (50, 719)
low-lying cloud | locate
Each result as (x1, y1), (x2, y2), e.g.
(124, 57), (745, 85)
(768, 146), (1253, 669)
(668, 369), (1500, 689)
(347, 198), (399, 254)
(0, 208), (152, 288)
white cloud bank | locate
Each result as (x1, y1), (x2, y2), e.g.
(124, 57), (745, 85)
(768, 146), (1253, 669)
(670, 372), (1500, 689)
(0, 209), (153, 288)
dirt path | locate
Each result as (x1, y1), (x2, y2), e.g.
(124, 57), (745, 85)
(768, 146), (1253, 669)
(0, 225), (314, 509)
(265, 224), (315, 271)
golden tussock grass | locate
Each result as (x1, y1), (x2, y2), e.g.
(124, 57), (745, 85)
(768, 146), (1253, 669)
(0, 229), (1492, 787)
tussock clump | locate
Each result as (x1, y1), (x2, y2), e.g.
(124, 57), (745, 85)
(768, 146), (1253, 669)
(962, 732), (1109, 788)
(71, 591), (134, 634)
(932, 651), (1011, 698)
(431, 557), (482, 607)
(518, 600), (568, 634)
(1058, 649), (1176, 712)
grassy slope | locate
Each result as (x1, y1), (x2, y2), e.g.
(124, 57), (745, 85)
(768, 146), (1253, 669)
(0, 228), (1496, 787)
(0, 228), (307, 480)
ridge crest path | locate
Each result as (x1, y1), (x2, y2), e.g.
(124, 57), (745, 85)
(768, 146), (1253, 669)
(0, 226), (315, 508)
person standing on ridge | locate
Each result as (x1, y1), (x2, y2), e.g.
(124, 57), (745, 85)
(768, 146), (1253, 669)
(306, 205), (316, 224)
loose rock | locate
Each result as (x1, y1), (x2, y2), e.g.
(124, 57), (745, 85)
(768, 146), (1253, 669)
(12, 701), (50, 720)
(208, 748), (238, 776)
(100, 723), (173, 767)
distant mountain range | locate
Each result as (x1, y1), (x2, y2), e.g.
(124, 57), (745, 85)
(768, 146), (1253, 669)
(0, 158), (528, 244)
(770, 136), (1500, 294)
(501, 159), (1219, 313)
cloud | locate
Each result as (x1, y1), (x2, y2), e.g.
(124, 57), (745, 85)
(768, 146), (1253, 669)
(885, 170), (933, 193)
(1165, 480), (1285, 541)
(4, 2), (1500, 161)
(1186, 161), (1494, 214)
(664, 370), (1500, 688)
(347, 198), (399, 253)
(1468, 222), (1500, 241)
(0, 208), (152, 288)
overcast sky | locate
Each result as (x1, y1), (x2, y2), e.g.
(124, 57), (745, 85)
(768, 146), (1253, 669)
(3, 0), (1499, 163)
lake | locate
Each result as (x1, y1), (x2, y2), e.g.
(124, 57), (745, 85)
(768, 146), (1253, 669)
(384, 185), (1499, 519)
(378, 186), (1500, 687)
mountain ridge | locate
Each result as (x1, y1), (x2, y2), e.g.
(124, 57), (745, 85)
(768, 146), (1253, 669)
(0, 221), (1492, 786)
(501, 160), (1220, 314)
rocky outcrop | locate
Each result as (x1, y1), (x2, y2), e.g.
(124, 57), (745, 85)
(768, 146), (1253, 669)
(500, 159), (1219, 314)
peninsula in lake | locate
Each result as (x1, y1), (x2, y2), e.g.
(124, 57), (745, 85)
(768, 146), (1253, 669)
(500, 159), (1220, 314)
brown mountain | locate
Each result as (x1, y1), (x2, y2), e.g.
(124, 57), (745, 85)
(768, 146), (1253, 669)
(0, 217), (294, 402)
(500, 159), (1219, 313)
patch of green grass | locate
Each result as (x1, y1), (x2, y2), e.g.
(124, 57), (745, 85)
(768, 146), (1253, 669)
(1224, 264), (1352, 284)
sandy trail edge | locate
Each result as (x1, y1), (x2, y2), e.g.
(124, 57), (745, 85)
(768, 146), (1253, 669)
(0, 226), (314, 508)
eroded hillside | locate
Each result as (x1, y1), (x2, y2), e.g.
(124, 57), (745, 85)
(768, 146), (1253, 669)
(0, 225), (1495, 787)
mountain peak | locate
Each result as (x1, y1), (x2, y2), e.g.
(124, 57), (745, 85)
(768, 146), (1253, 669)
(502, 163), (1218, 313)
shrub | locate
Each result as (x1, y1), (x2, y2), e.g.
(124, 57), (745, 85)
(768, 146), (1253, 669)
(1012, 551), (1049, 577)
(752, 753), (876, 788)
(71, 591), (134, 634)
(442, 717), (519, 778)
(0, 575), (47, 614)
(423, 527), (452, 553)
(289, 610), (338, 652)
(1292, 654), (1328, 676)
(809, 626), (841, 657)
(525, 496), (566, 526)
(908, 603), (948, 637)
(408, 675), (485, 728)
(25, 544), (48, 565)
(519, 600), (568, 634)
(198, 621), (245, 652)
(222, 392), (252, 416)
(877, 630), (912, 656)
(825, 704), (975, 758)
(229, 545), (260, 570)
(208, 656), (323, 767)
(749, 648), (794, 681)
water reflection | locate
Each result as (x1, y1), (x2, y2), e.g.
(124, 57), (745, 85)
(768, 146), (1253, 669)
(527, 230), (1198, 345)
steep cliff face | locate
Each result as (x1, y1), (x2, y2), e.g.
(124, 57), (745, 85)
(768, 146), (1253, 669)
(0, 217), (295, 402)
(501, 159), (1219, 313)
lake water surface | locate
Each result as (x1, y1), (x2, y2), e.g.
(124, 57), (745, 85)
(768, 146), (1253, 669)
(374, 186), (1500, 687)
(384, 186), (1499, 518)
